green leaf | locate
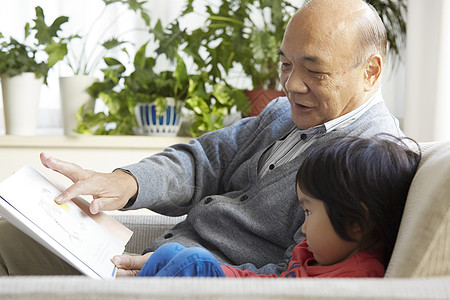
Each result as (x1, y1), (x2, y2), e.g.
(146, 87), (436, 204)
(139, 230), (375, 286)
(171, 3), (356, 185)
(181, 0), (195, 15)
(154, 96), (168, 116)
(141, 11), (151, 26)
(232, 88), (251, 115)
(174, 55), (189, 99)
(104, 57), (124, 68)
(24, 23), (31, 39)
(151, 20), (185, 61)
(102, 38), (126, 50)
(133, 42), (148, 69)
(185, 95), (210, 115)
(45, 41), (67, 68)
(33, 6), (68, 45)
(208, 15), (245, 27)
(212, 84), (232, 106)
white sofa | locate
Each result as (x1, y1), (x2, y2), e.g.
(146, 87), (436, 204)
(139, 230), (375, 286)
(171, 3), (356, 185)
(1, 141), (450, 299)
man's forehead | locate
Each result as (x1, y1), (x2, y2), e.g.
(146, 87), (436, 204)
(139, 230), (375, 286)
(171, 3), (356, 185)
(279, 48), (329, 66)
(286, 0), (365, 45)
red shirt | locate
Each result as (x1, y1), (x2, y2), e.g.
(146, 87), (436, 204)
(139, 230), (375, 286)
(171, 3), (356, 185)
(221, 239), (384, 278)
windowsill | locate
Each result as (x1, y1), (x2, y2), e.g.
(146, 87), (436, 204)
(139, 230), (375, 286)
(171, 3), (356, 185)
(0, 132), (191, 185)
(0, 133), (192, 149)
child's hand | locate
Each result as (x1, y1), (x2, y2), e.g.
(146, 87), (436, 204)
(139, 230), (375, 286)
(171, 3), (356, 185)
(112, 253), (152, 277)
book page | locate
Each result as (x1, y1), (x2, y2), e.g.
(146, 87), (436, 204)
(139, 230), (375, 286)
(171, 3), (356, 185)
(0, 165), (133, 279)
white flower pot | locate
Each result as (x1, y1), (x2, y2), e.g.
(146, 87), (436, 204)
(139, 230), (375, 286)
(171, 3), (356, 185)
(59, 75), (97, 136)
(1, 72), (43, 135)
(134, 98), (183, 136)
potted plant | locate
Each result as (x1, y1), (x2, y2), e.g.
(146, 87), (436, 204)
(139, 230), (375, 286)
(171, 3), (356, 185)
(151, 0), (298, 116)
(75, 43), (249, 137)
(151, 0), (408, 116)
(0, 6), (70, 135)
(58, 0), (151, 135)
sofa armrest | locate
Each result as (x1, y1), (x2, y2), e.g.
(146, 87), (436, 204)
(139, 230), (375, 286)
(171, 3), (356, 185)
(111, 214), (186, 254)
(1, 276), (449, 299)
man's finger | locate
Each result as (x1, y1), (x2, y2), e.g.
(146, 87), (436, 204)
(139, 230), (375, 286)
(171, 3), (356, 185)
(54, 179), (96, 204)
(40, 152), (90, 183)
(89, 197), (128, 214)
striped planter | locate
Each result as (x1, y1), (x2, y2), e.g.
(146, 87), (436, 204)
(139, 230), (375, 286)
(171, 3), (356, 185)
(134, 98), (182, 136)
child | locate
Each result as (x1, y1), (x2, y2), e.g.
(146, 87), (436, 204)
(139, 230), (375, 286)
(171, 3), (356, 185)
(137, 135), (421, 278)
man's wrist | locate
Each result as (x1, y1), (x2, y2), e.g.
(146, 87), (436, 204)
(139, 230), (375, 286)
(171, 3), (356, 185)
(113, 168), (138, 208)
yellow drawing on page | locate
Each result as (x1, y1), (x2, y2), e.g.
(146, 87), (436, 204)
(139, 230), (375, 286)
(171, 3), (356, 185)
(56, 202), (70, 212)
(39, 188), (86, 245)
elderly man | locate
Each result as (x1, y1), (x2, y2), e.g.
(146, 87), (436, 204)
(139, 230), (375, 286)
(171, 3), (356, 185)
(0, 0), (403, 276)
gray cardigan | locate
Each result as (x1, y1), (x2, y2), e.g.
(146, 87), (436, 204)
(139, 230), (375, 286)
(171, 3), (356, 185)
(121, 96), (403, 274)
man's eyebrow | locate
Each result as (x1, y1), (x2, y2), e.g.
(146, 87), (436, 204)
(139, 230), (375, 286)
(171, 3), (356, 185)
(278, 50), (322, 65)
(303, 56), (320, 64)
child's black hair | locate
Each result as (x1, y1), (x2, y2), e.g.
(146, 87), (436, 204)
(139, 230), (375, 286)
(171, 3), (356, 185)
(296, 134), (421, 268)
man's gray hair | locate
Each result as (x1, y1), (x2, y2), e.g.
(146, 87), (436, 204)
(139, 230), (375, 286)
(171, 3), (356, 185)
(351, 1), (388, 68)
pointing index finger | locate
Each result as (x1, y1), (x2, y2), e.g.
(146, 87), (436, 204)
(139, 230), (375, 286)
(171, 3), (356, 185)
(40, 152), (90, 183)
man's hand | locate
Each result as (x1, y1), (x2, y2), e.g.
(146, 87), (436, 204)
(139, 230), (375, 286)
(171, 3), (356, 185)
(112, 253), (152, 277)
(40, 152), (138, 214)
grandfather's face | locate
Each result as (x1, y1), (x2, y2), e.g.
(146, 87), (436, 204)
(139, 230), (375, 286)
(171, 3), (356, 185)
(279, 10), (368, 129)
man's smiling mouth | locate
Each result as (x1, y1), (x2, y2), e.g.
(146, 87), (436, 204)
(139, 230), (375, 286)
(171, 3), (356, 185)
(294, 103), (314, 110)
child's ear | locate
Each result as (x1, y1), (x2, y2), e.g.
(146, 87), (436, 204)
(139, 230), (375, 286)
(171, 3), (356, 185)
(349, 223), (363, 241)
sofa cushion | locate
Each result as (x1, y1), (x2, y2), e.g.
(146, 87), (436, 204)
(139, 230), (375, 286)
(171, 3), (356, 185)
(386, 141), (450, 277)
(111, 214), (186, 254)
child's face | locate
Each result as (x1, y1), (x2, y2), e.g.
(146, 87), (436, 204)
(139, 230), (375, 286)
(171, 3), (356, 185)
(297, 184), (361, 266)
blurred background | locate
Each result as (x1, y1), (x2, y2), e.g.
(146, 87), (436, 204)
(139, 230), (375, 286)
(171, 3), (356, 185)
(0, 0), (448, 142)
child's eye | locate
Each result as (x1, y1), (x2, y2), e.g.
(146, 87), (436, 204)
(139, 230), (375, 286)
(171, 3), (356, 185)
(304, 209), (311, 216)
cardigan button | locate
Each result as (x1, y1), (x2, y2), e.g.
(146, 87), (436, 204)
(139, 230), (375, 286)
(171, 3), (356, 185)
(205, 197), (213, 204)
(240, 195), (248, 202)
(164, 233), (173, 239)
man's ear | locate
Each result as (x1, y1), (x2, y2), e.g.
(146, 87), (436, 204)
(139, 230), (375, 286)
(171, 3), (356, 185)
(364, 54), (383, 90)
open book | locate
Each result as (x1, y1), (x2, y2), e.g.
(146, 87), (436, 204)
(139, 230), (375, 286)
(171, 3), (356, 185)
(0, 165), (133, 279)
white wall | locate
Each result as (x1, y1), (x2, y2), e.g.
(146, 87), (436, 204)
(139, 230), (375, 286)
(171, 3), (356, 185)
(403, 0), (450, 142)
(382, 61), (406, 127)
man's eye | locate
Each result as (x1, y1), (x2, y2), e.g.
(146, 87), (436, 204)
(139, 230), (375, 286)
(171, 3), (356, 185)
(304, 209), (311, 216)
(280, 62), (291, 69)
(308, 69), (328, 79)
(308, 69), (322, 74)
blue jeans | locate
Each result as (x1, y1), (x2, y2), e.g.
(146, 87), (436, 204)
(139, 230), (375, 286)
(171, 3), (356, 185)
(137, 243), (226, 277)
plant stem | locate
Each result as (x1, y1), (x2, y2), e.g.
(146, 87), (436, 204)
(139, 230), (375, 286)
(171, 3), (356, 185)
(84, 8), (133, 74)
(77, 3), (109, 74)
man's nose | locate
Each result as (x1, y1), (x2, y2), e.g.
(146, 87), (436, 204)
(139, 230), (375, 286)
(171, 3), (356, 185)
(285, 69), (309, 94)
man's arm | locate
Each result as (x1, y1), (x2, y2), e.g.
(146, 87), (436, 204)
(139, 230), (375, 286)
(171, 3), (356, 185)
(118, 110), (273, 216)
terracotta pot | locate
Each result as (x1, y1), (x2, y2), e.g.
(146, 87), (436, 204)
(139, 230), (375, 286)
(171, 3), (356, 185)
(244, 89), (285, 117)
